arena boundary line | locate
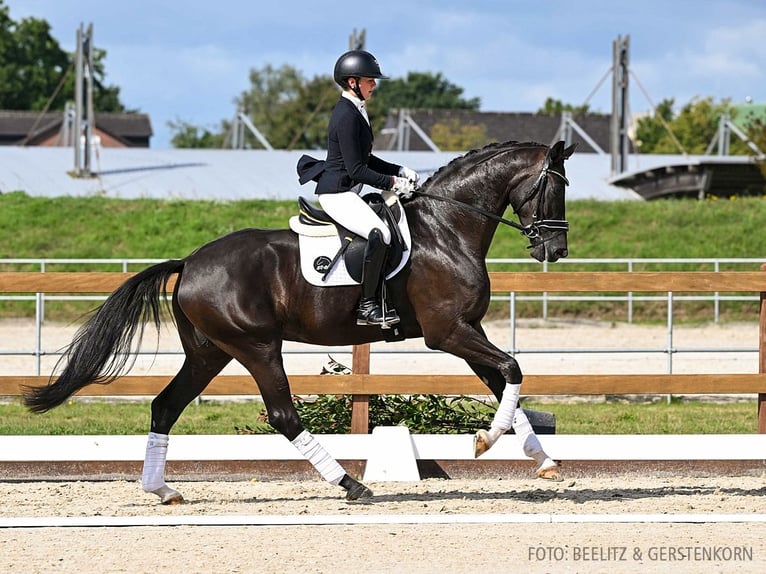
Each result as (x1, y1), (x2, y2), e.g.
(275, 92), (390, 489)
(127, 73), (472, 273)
(2, 513), (766, 529)
(2, 433), (765, 462)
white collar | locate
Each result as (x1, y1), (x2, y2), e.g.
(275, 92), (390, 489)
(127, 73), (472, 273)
(342, 90), (365, 109)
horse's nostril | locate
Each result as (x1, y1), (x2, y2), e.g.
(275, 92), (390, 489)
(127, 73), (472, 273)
(560, 248), (568, 258)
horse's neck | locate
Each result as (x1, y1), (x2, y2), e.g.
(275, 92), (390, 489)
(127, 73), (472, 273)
(408, 189), (503, 260)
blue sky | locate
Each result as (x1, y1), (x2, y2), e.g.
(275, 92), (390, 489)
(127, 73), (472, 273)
(7, 0), (766, 148)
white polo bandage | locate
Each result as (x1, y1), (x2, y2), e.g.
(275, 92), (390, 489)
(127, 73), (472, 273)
(491, 383), (521, 432)
(142, 432), (169, 492)
(291, 430), (345, 485)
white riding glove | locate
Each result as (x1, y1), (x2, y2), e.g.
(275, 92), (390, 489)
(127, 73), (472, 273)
(391, 176), (417, 199)
(399, 166), (420, 184)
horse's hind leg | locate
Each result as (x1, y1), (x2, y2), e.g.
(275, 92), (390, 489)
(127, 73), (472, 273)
(230, 339), (372, 501)
(142, 324), (233, 504)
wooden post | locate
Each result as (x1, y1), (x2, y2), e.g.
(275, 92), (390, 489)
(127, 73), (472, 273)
(759, 264), (766, 434)
(350, 343), (370, 433)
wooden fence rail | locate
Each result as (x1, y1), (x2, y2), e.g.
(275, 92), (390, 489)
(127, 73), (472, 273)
(1, 270), (765, 433)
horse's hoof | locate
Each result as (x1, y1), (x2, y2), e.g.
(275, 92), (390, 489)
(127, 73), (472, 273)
(346, 482), (373, 501)
(149, 485), (185, 505)
(160, 491), (185, 505)
(536, 464), (563, 482)
(474, 429), (491, 458)
(340, 474), (373, 501)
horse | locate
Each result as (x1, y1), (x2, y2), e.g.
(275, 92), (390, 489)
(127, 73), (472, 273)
(23, 139), (576, 504)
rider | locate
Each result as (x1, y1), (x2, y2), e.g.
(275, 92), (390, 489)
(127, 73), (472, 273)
(301, 49), (419, 327)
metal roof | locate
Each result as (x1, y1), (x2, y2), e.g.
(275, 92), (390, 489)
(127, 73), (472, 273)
(0, 111), (152, 145)
(0, 146), (647, 202)
(609, 154), (765, 199)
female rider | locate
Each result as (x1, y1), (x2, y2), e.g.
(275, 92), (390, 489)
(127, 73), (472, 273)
(298, 49), (419, 327)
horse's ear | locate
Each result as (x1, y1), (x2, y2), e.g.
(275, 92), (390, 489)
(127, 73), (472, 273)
(545, 140), (563, 167)
(563, 142), (577, 160)
(549, 141), (577, 165)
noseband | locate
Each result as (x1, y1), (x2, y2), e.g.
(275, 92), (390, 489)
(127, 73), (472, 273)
(516, 166), (570, 247)
(411, 163), (570, 247)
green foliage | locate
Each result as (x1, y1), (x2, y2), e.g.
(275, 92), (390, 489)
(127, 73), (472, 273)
(237, 64), (308, 149)
(1, 192), (765, 321)
(293, 395), (495, 434)
(0, 192), (295, 259)
(0, 398), (757, 435)
(2, 192), (765, 262)
(634, 96), (753, 155)
(168, 119), (227, 149)
(0, 2), (125, 112)
(429, 118), (488, 151)
(370, 71), (480, 119)
(168, 66), (481, 150)
(488, 196), (766, 260)
(537, 97), (590, 116)
(523, 400), (759, 434)
(278, 75), (339, 150)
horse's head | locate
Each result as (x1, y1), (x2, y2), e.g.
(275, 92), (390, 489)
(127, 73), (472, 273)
(512, 140), (577, 262)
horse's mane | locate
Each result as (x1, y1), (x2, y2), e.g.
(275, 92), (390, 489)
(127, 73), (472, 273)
(422, 140), (546, 189)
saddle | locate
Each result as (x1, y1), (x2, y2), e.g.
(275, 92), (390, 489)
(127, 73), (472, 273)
(289, 191), (411, 286)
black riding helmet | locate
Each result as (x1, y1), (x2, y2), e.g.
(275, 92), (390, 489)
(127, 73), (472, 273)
(333, 50), (388, 100)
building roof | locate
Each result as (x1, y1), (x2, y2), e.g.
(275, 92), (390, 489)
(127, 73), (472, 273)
(0, 146), (642, 202)
(0, 110), (153, 146)
(377, 109), (629, 154)
(609, 155), (766, 199)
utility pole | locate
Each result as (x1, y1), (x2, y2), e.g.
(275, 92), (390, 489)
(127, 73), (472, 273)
(72, 23), (96, 178)
(610, 35), (630, 176)
(349, 28), (365, 50)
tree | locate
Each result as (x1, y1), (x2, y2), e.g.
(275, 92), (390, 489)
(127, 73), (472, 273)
(233, 64), (305, 149)
(167, 66), (482, 149)
(537, 97), (590, 116)
(168, 119), (226, 148)
(634, 97), (751, 155)
(745, 117), (766, 180)
(633, 98), (675, 152)
(370, 71), (480, 121)
(0, 2), (126, 112)
(279, 75), (338, 150)
(430, 119), (487, 151)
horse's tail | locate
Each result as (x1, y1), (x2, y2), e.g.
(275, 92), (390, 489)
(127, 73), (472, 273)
(23, 259), (185, 413)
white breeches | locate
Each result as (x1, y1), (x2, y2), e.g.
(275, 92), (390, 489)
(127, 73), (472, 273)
(318, 191), (391, 244)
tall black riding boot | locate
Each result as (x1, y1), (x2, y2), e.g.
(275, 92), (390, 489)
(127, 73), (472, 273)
(356, 228), (400, 327)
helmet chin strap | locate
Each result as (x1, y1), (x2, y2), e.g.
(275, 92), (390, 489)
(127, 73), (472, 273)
(349, 77), (365, 101)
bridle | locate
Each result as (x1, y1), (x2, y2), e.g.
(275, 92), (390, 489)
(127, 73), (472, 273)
(411, 163), (570, 248)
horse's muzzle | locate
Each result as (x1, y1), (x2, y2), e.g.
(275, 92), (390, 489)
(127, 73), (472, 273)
(530, 236), (568, 262)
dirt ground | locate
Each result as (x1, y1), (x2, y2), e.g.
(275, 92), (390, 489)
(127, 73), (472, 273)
(1, 319), (764, 573)
(1, 476), (766, 573)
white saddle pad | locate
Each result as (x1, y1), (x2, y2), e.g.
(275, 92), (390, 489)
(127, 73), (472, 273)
(294, 208), (412, 287)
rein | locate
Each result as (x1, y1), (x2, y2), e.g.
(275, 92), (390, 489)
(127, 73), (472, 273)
(411, 166), (570, 246)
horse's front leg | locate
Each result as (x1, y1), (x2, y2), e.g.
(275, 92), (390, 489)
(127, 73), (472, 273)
(466, 331), (562, 480)
(423, 321), (523, 457)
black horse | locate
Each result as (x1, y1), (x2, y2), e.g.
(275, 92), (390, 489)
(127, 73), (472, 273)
(24, 140), (576, 503)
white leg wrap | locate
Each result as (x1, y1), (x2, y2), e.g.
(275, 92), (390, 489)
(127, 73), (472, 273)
(142, 432), (170, 493)
(291, 430), (346, 485)
(489, 382), (521, 437)
(513, 408), (551, 468)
